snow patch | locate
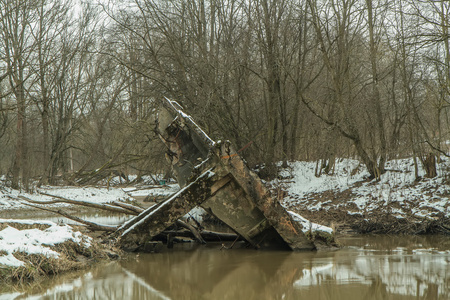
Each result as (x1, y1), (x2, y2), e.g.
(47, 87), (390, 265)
(280, 157), (450, 219)
(0, 220), (90, 268)
(288, 211), (333, 234)
(0, 186), (134, 211)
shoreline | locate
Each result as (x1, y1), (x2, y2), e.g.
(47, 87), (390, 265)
(0, 218), (119, 283)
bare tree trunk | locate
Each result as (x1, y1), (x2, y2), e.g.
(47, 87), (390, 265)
(306, 0), (382, 179)
(37, 1), (50, 185)
(1, 0), (31, 191)
(16, 72), (29, 190)
(258, 0), (285, 176)
(366, 0), (387, 174)
(423, 153), (437, 178)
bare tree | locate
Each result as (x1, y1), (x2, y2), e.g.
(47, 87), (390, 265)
(0, 0), (37, 189)
(31, 0), (72, 184)
(402, 0), (450, 177)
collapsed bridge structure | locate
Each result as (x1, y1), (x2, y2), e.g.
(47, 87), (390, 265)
(115, 98), (318, 251)
(17, 97), (334, 251)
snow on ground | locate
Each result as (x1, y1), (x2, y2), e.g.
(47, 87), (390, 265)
(183, 207), (208, 223)
(288, 211), (333, 234)
(123, 184), (180, 199)
(104, 174), (167, 186)
(40, 186), (133, 203)
(0, 219), (90, 268)
(280, 157), (450, 219)
(279, 159), (367, 195)
(0, 181), (210, 225)
(0, 186), (135, 210)
(7, 157), (444, 237)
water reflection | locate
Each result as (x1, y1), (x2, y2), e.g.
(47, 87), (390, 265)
(3, 236), (450, 300)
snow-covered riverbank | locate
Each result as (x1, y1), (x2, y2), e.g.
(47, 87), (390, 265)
(0, 184), (175, 279)
(0, 219), (115, 282)
(0, 219), (91, 268)
(2, 157), (449, 233)
(277, 157), (450, 234)
(0, 186), (134, 210)
(1, 156), (448, 279)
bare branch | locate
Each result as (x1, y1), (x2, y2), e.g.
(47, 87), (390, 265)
(21, 202), (117, 232)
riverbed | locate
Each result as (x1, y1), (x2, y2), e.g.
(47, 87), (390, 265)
(1, 235), (449, 300)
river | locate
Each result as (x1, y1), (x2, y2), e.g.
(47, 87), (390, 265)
(1, 235), (449, 299)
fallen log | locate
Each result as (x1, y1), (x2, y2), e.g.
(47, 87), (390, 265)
(157, 230), (242, 242)
(22, 201), (214, 244)
(23, 193), (137, 215)
(20, 192), (213, 245)
(199, 230), (242, 242)
(18, 184), (242, 248)
(111, 201), (144, 214)
(176, 220), (206, 244)
(21, 203), (117, 232)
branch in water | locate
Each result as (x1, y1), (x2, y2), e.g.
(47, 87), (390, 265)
(21, 202), (117, 232)
(111, 201), (144, 214)
(176, 220), (206, 244)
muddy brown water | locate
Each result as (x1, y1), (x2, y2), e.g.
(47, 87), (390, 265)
(1, 235), (450, 300)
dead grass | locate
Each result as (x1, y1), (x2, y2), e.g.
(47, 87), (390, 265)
(0, 221), (117, 283)
(8, 252), (82, 281)
(289, 203), (450, 236)
(306, 230), (341, 250)
(0, 222), (52, 231)
(0, 237), (120, 283)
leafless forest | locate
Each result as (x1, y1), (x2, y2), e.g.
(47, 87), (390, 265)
(0, 0), (449, 190)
